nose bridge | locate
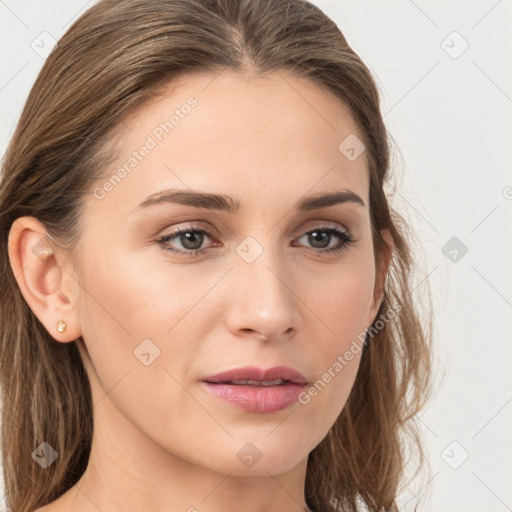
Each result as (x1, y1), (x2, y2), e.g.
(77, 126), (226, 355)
(227, 233), (299, 338)
(237, 234), (289, 305)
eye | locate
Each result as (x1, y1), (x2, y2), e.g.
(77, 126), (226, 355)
(293, 226), (356, 255)
(157, 223), (217, 256)
(157, 223), (356, 257)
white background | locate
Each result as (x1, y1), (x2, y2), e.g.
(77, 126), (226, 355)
(1, 1), (511, 511)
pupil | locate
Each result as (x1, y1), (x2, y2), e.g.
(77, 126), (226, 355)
(181, 231), (203, 250)
(309, 230), (330, 248)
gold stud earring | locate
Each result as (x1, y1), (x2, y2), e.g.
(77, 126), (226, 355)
(56, 320), (67, 333)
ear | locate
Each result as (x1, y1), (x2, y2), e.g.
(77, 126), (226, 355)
(367, 229), (394, 326)
(7, 216), (82, 343)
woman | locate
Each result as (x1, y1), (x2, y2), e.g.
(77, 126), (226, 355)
(0, 0), (433, 511)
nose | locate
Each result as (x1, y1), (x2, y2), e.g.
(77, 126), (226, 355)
(224, 242), (301, 343)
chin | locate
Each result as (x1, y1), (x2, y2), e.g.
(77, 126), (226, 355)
(199, 432), (313, 477)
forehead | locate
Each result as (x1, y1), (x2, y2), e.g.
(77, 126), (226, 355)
(87, 70), (369, 218)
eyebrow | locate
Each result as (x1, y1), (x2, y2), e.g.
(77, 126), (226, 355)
(132, 188), (366, 214)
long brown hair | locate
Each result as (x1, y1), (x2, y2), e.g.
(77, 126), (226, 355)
(0, 0), (433, 510)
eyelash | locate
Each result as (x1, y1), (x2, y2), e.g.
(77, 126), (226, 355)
(157, 222), (356, 257)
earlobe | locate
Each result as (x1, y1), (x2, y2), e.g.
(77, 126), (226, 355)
(7, 216), (82, 343)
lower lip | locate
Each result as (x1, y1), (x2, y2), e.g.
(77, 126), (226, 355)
(201, 382), (307, 413)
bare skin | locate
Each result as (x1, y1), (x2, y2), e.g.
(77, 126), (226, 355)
(9, 69), (392, 512)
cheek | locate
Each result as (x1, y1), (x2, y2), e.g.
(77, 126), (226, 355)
(74, 248), (206, 403)
(75, 250), (216, 453)
(77, 243), (214, 343)
(300, 249), (376, 347)
(293, 255), (375, 434)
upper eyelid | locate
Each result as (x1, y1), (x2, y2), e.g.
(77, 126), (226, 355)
(161, 220), (350, 237)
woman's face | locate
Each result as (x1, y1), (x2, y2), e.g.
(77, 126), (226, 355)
(67, 70), (390, 476)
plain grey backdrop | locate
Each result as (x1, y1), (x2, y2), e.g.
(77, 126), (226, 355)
(1, 1), (511, 511)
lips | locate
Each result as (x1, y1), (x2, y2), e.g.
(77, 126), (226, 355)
(202, 365), (309, 386)
(201, 365), (309, 414)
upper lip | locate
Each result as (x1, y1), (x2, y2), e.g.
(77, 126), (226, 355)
(202, 365), (308, 385)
